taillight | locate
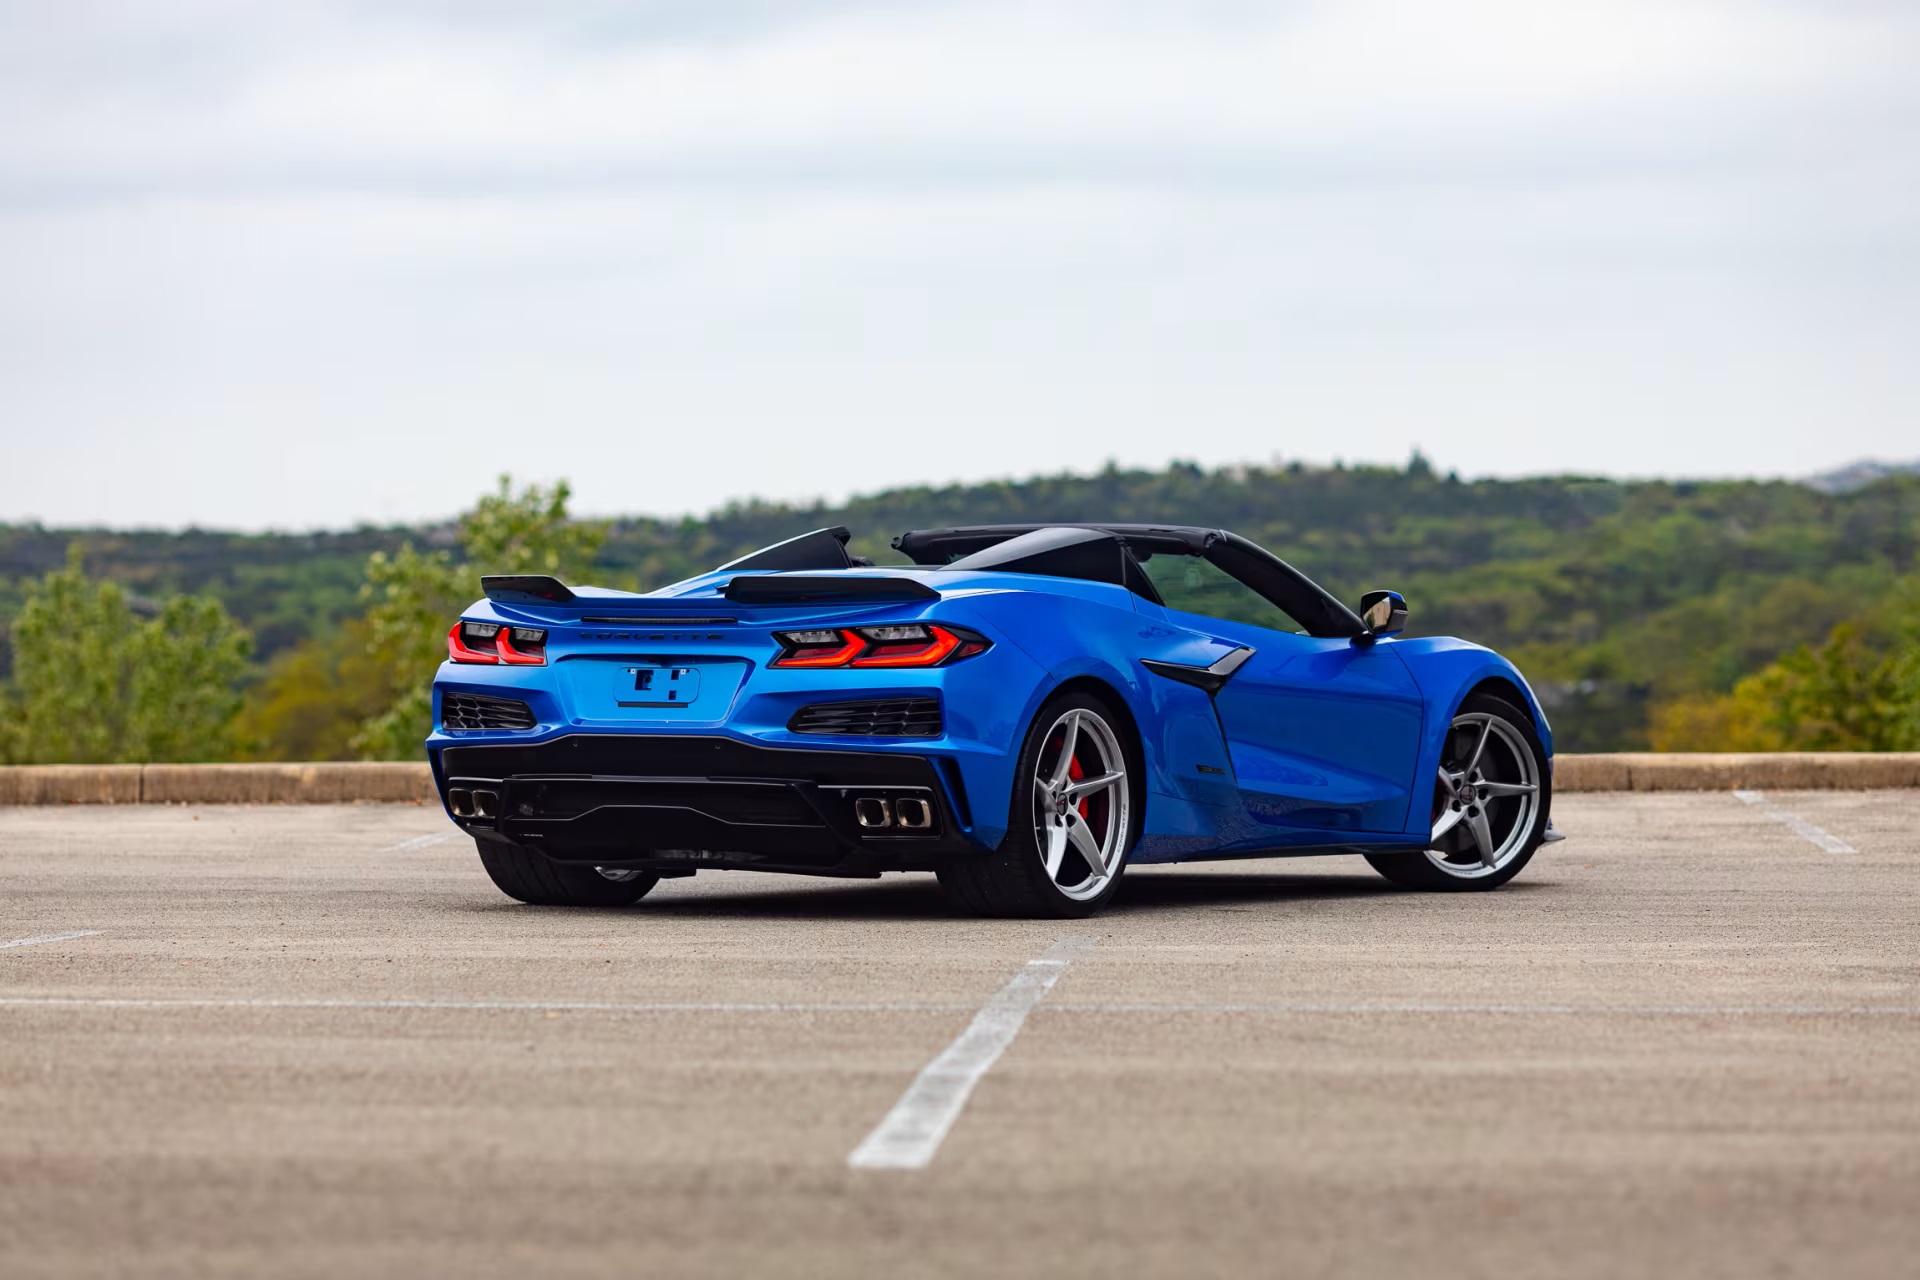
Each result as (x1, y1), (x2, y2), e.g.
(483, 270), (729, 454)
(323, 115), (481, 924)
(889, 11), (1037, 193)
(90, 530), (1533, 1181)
(770, 628), (865, 668)
(770, 624), (989, 669)
(497, 627), (547, 665)
(448, 621), (547, 666)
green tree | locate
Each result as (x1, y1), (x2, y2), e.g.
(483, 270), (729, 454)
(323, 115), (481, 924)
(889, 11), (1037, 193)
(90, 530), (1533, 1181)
(10, 462), (1920, 754)
(1, 547), (251, 763)
(1650, 582), (1920, 751)
(352, 477), (605, 759)
(232, 616), (400, 761)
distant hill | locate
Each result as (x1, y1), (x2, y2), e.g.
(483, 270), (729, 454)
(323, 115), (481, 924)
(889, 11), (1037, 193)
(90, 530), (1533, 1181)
(5, 460), (1919, 751)
(1803, 459), (1920, 494)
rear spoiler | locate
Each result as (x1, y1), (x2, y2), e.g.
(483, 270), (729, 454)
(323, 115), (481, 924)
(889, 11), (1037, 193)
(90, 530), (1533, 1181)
(480, 575), (577, 605)
(721, 575), (939, 605)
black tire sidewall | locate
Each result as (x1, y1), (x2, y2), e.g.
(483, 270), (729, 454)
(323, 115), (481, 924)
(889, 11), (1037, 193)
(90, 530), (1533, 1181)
(475, 838), (660, 907)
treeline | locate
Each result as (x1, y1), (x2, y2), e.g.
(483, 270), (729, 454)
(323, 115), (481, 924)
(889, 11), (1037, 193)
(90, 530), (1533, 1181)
(2, 459), (1917, 758)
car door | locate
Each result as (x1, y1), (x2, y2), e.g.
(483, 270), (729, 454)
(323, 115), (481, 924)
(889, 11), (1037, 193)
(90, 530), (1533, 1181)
(1137, 553), (1425, 836)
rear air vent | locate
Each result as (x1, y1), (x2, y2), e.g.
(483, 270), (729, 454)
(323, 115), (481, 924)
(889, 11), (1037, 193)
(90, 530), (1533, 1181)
(442, 692), (537, 731)
(789, 698), (941, 738)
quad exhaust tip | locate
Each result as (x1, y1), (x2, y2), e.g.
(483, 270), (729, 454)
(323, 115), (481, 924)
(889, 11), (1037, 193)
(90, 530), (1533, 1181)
(449, 788), (499, 819)
(852, 794), (935, 832)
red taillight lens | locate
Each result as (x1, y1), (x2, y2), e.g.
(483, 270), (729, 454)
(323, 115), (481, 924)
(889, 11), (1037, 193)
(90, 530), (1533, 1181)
(769, 628), (865, 668)
(448, 621), (546, 666)
(851, 624), (963, 668)
(497, 627), (548, 665)
(449, 621), (499, 663)
(770, 624), (989, 669)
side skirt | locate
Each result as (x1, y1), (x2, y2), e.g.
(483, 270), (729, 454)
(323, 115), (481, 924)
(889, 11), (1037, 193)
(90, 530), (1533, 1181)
(1154, 840), (1430, 865)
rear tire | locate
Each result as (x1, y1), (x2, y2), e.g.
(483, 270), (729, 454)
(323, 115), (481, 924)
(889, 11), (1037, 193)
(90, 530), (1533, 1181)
(1365, 691), (1549, 892)
(475, 840), (661, 906)
(936, 689), (1141, 918)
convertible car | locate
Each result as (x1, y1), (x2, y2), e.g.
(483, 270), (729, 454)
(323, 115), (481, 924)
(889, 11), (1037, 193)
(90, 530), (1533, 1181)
(428, 524), (1560, 917)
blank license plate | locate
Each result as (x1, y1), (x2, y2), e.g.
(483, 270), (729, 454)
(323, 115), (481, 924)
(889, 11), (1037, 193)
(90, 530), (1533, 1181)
(617, 666), (702, 708)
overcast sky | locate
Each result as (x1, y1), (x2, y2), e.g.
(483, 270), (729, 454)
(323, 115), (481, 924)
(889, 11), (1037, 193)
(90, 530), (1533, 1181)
(2, 0), (1916, 529)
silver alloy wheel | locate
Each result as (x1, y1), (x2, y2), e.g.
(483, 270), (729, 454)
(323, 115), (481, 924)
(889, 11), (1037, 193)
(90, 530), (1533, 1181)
(1425, 711), (1541, 879)
(1030, 708), (1131, 902)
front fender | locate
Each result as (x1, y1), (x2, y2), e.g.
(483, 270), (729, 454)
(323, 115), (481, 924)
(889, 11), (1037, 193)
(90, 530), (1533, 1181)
(1391, 636), (1555, 838)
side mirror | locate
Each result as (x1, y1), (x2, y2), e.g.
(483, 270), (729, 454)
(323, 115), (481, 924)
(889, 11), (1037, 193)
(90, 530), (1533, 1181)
(1358, 589), (1408, 638)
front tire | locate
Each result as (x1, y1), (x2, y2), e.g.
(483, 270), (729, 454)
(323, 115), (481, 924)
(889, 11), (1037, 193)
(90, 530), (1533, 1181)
(1365, 691), (1550, 892)
(475, 840), (661, 906)
(936, 690), (1141, 918)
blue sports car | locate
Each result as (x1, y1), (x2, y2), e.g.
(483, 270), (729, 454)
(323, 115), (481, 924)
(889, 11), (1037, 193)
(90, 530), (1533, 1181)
(429, 524), (1560, 917)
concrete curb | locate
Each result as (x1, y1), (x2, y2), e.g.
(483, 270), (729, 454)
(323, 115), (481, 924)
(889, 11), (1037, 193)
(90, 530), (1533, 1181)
(0, 765), (145, 805)
(3, 754), (1919, 805)
(0, 762), (434, 806)
(1555, 752), (1920, 792)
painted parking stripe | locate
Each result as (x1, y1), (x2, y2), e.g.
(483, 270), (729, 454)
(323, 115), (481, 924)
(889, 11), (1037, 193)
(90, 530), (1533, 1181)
(381, 831), (455, 853)
(1, 930), (103, 950)
(0, 996), (966, 1014)
(1, 993), (1911, 1020)
(848, 936), (1094, 1171)
(1045, 1001), (1920, 1017)
(1733, 790), (1855, 853)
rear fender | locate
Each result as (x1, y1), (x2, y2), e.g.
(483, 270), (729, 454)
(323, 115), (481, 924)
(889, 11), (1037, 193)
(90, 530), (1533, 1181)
(944, 586), (1204, 830)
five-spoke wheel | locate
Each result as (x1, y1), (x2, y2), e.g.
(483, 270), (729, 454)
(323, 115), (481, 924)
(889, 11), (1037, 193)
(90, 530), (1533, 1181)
(1030, 706), (1131, 902)
(1367, 691), (1549, 891)
(1426, 710), (1541, 878)
(936, 689), (1139, 917)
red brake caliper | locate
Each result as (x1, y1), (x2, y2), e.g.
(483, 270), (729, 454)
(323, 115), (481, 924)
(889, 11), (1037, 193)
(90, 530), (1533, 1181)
(1068, 755), (1088, 819)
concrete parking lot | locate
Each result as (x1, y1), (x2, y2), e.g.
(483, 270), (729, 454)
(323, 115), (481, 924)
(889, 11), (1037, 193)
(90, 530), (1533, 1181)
(2, 792), (1916, 1279)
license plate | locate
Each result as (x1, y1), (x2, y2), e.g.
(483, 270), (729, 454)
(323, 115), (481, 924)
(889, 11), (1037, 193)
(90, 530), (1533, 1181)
(617, 665), (702, 708)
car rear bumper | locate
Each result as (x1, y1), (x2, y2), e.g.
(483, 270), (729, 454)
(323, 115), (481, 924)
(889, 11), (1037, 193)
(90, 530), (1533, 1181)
(436, 733), (983, 875)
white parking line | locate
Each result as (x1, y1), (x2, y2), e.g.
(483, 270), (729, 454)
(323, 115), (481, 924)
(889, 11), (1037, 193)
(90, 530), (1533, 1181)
(381, 831), (456, 853)
(1733, 790), (1856, 853)
(1045, 1001), (1920, 1017)
(0, 996), (964, 1014)
(11, 990), (1904, 1020)
(848, 936), (1094, 1171)
(3, 993), (1911, 1019)
(1, 930), (104, 950)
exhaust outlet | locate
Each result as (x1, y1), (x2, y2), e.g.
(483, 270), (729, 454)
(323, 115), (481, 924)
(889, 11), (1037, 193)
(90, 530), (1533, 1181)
(895, 797), (933, 830)
(854, 797), (893, 829)
(448, 789), (474, 818)
(472, 790), (500, 819)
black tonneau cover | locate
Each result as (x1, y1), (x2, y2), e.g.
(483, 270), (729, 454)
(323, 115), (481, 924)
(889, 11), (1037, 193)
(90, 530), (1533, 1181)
(893, 523), (1210, 564)
(717, 526), (868, 573)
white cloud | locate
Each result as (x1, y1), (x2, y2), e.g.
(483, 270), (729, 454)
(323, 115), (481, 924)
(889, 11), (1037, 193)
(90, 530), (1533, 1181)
(0, 0), (1916, 526)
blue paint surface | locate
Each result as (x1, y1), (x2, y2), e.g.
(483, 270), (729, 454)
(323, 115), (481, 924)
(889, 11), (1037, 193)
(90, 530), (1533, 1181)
(429, 563), (1549, 862)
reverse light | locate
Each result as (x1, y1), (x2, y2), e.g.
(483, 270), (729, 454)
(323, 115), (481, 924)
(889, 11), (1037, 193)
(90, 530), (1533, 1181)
(448, 620), (547, 666)
(770, 624), (990, 669)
